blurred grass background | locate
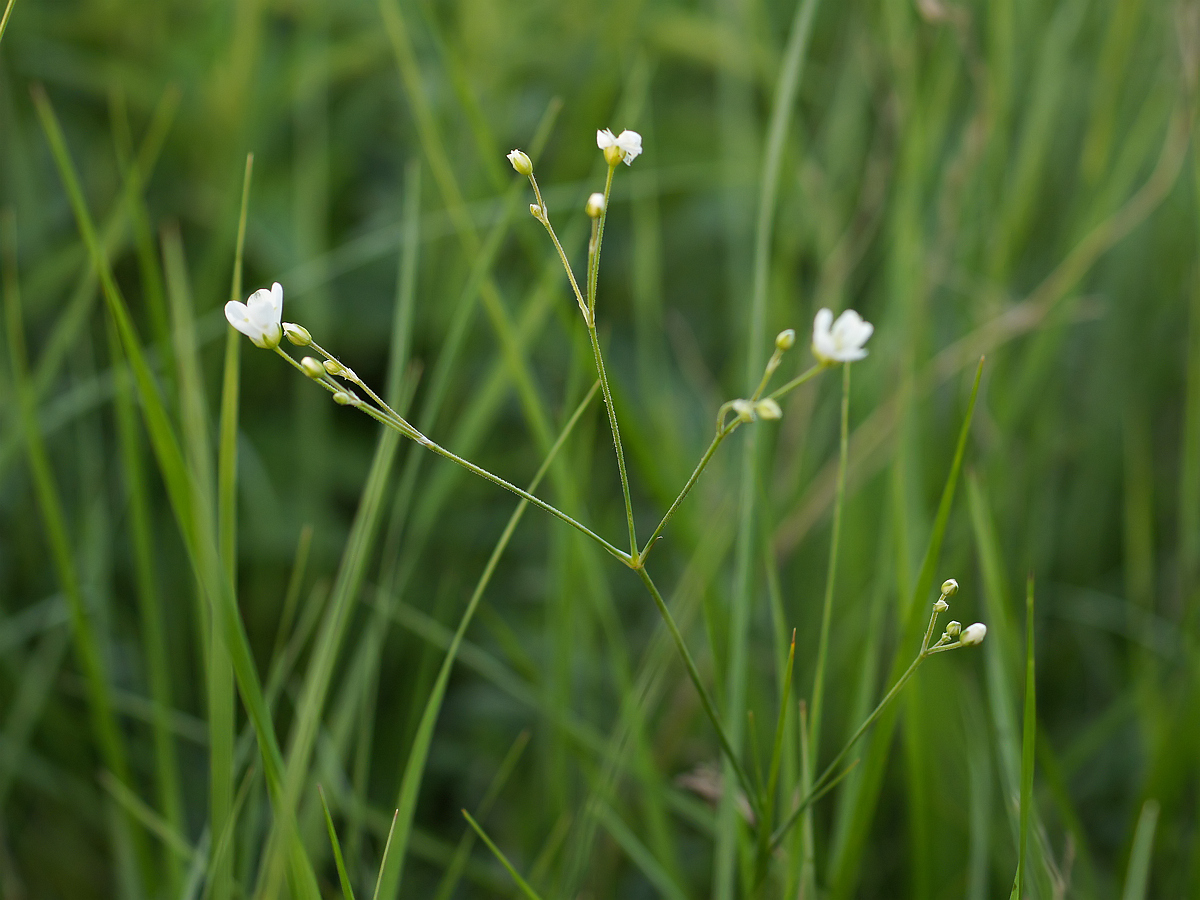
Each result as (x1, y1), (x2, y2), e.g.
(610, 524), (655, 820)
(1, 0), (1199, 897)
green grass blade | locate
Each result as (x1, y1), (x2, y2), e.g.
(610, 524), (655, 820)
(1010, 576), (1037, 900)
(211, 152), (252, 900)
(596, 802), (690, 900)
(3, 209), (146, 890)
(0, 0), (16, 45)
(371, 811), (399, 900)
(1121, 799), (1160, 900)
(318, 787), (357, 900)
(461, 810), (544, 900)
(432, 730), (531, 900)
(31, 83), (320, 899)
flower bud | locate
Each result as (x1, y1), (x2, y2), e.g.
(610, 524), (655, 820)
(934, 598), (949, 613)
(323, 359), (344, 376)
(585, 192), (605, 218)
(283, 322), (311, 346)
(941, 578), (959, 596)
(960, 623), (987, 646)
(731, 399), (755, 423)
(507, 149), (533, 176)
(300, 357), (325, 379)
(945, 620), (961, 638)
(775, 329), (796, 351)
(332, 391), (357, 406)
(529, 203), (543, 219)
(755, 398), (782, 420)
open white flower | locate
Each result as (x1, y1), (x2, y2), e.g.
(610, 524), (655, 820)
(597, 128), (643, 166)
(811, 308), (873, 365)
(226, 282), (284, 349)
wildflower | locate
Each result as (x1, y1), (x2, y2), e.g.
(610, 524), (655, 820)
(960, 623), (987, 646)
(225, 282), (284, 349)
(941, 578), (959, 596)
(507, 149), (533, 176)
(775, 329), (796, 351)
(585, 192), (605, 218)
(811, 308), (873, 365)
(597, 128), (643, 166)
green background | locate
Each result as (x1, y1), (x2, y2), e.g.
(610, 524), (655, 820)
(0, 0), (1196, 897)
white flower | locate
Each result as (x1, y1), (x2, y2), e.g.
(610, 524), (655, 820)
(960, 623), (987, 646)
(597, 128), (643, 166)
(811, 308), (873, 364)
(226, 282), (284, 349)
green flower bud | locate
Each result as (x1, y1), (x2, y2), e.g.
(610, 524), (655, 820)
(775, 329), (796, 351)
(332, 391), (357, 406)
(945, 620), (961, 638)
(941, 578), (959, 596)
(300, 357), (325, 379)
(323, 359), (344, 376)
(585, 192), (605, 218)
(507, 149), (533, 176)
(755, 398), (782, 420)
(283, 322), (311, 346)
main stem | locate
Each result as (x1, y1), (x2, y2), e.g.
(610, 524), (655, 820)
(636, 567), (761, 820)
(588, 322), (638, 556)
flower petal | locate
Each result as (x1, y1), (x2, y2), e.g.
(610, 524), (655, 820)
(596, 128), (617, 149)
(615, 129), (642, 164)
(225, 300), (264, 344)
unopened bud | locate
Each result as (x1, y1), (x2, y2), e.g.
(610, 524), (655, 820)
(941, 578), (959, 596)
(300, 357), (325, 379)
(775, 329), (796, 351)
(731, 399), (755, 423)
(960, 623), (987, 646)
(283, 322), (311, 346)
(529, 203), (543, 219)
(755, 398), (782, 420)
(945, 620), (961, 638)
(934, 598), (949, 613)
(585, 192), (605, 218)
(332, 391), (358, 407)
(323, 359), (345, 376)
(507, 149), (533, 176)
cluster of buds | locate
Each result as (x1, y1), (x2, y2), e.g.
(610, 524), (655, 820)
(927, 578), (986, 653)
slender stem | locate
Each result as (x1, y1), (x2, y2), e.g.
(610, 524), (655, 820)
(276, 346), (629, 564)
(635, 567), (761, 820)
(589, 322), (638, 555)
(638, 422), (737, 564)
(587, 164), (617, 318)
(767, 362), (826, 402)
(528, 174), (589, 322)
(806, 362), (850, 760)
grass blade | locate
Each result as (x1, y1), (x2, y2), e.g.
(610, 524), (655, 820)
(318, 786), (357, 900)
(1121, 799), (1160, 900)
(461, 810), (544, 900)
(1010, 576), (1036, 900)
